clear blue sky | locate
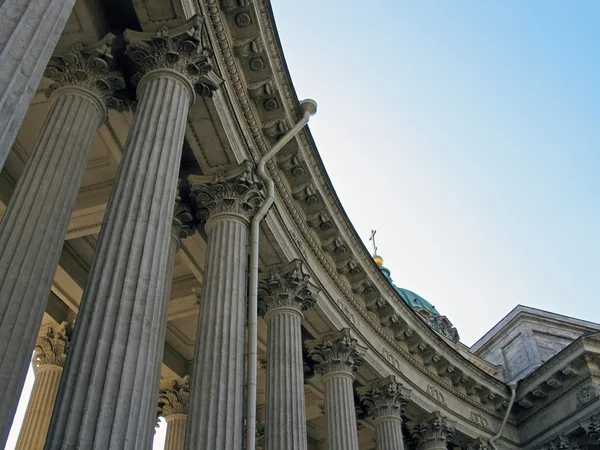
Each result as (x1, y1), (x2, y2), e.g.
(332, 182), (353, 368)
(271, 1), (600, 345)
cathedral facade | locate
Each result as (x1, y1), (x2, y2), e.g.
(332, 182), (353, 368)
(0, 1), (598, 449)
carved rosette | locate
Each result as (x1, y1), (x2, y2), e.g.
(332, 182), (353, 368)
(157, 378), (190, 417)
(44, 36), (126, 113)
(171, 197), (194, 249)
(358, 375), (411, 421)
(305, 328), (367, 376)
(580, 413), (600, 442)
(34, 322), (71, 368)
(125, 17), (221, 99)
(410, 412), (455, 450)
(188, 161), (264, 228)
(258, 259), (319, 317)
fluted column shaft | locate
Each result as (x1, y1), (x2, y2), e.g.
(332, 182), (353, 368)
(324, 372), (360, 450)
(375, 417), (405, 450)
(165, 414), (187, 450)
(15, 365), (62, 450)
(45, 69), (192, 449)
(185, 214), (249, 449)
(264, 308), (307, 450)
(0, 87), (104, 445)
(0, 0), (76, 168)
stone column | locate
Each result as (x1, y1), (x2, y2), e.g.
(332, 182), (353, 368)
(258, 260), (319, 450)
(409, 412), (455, 450)
(184, 161), (264, 450)
(14, 323), (70, 450)
(158, 378), (190, 450)
(143, 197), (194, 439)
(0, 39), (123, 446)
(45, 18), (219, 450)
(0, 0), (77, 168)
(306, 328), (367, 450)
(358, 376), (411, 450)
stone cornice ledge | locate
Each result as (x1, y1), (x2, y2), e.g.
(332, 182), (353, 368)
(201, 0), (510, 417)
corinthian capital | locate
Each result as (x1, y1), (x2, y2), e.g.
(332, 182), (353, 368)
(171, 197), (194, 248)
(125, 16), (221, 98)
(358, 375), (411, 421)
(157, 377), (190, 417)
(44, 35), (126, 111)
(35, 322), (71, 368)
(581, 413), (600, 442)
(539, 435), (582, 450)
(258, 260), (319, 317)
(187, 160), (264, 226)
(410, 411), (455, 450)
(305, 328), (367, 376)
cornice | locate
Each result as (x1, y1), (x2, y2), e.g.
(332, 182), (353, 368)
(201, 0), (510, 421)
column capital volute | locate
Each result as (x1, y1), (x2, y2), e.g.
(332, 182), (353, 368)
(537, 435), (582, 450)
(258, 259), (319, 319)
(357, 375), (411, 421)
(187, 160), (265, 230)
(409, 411), (455, 450)
(44, 34), (127, 120)
(171, 195), (195, 250)
(305, 328), (367, 376)
(581, 413), (600, 442)
(467, 437), (492, 450)
(35, 322), (71, 369)
(157, 377), (190, 418)
(124, 16), (222, 105)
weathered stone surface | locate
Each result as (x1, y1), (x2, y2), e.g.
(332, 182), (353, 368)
(0, 40), (121, 446)
(358, 376), (411, 450)
(45, 21), (214, 449)
(259, 260), (318, 450)
(0, 0), (76, 169)
(306, 329), (367, 450)
(410, 411), (455, 450)
(185, 162), (263, 450)
(14, 323), (70, 450)
(158, 378), (190, 450)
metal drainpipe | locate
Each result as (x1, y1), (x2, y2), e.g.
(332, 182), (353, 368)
(489, 382), (518, 450)
(245, 99), (318, 449)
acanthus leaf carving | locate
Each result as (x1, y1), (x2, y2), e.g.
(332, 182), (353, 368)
(258, 259), (319, 316)
(305, 328), (367, 376)
(157, 377), (190, 417)
(35, 322), (71, 368)
(409, 411), (455, 450)
(357, 375), (411, 420)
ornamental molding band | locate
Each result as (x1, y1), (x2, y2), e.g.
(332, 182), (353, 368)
(305, 328), (367, 376)
(357, 375), (411, 421)
(187, 160), (265, 225)
(124, 16), (222, 99)
(44, 34), (126, 112)
(35, 322), (71, 368)
(157, 377), (190, 417)
(409, 411), (455, 450)
(257, 259), (319, 316)
(538, 435), (582, 450)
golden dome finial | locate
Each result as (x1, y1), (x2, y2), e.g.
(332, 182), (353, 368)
(369, 229), (384, 266)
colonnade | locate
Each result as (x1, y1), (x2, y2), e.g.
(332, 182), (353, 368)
(0, 7), (487, 450)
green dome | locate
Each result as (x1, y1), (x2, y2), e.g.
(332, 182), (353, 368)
(379, 266), (441, 317)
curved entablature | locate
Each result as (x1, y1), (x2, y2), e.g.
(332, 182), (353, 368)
(201, 0), (513, 434)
